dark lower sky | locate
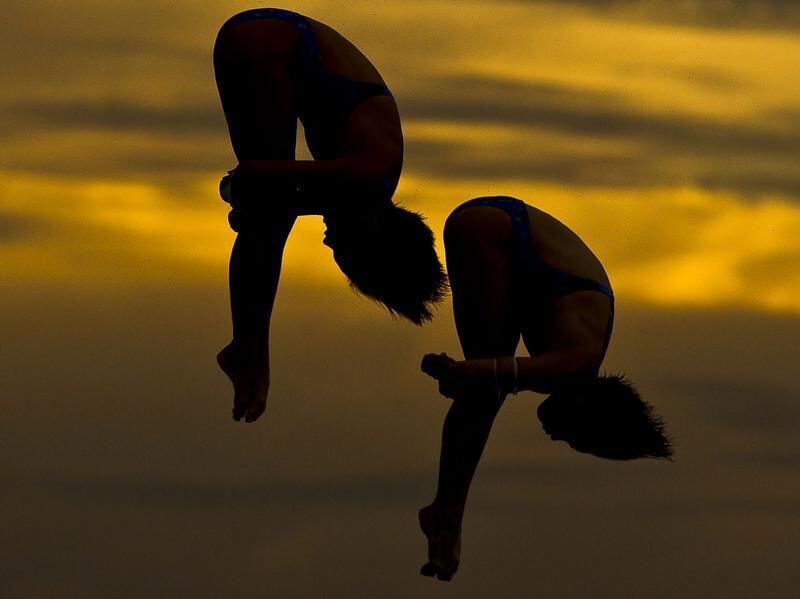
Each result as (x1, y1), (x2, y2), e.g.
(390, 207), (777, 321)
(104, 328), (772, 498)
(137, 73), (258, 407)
(1, 1), (799, 596)
(3, 283), (799, 596)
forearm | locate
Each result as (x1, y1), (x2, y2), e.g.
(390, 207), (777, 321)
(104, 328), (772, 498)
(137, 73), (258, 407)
(238, 156), (386, 195)
(239, 157), (347, 183)
(229, 157), (390, 215)
(460, 352), (591, 395)
(509, 354), (590, 393)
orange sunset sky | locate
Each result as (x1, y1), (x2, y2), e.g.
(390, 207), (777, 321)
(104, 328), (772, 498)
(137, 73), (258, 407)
(2, 1), (799, 597)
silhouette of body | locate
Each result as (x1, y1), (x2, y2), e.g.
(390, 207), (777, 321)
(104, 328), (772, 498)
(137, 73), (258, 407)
(213, 10), (444, 422)
(419, 196), (670, 580)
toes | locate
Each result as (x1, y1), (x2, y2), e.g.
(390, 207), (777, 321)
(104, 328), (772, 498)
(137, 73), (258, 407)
(420, 562), (438, 578)
(245, 401), (266, 423)
(232, 393), (249, 422)
(420, 561), (455, 582)
(436, 570), (453, 582)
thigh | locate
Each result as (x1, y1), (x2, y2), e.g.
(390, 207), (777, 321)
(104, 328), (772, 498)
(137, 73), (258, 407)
(444, 209), (520, 359)
(213, 19), (299, 161)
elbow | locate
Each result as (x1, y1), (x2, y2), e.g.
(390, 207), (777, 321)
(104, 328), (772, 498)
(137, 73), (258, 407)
(358, 162), (392, 189)
(562, 348), (601, 379)
(346, 150), (398, 188)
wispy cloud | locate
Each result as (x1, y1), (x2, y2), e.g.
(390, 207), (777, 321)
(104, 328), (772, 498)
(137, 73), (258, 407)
(505, 0), (800, 29)
(0, 0), (798, 315)
(6, 73), (798, 201)
(402, 74), (800, 199)
(0, 212), (52, 244)
(5, 99), (221, 138)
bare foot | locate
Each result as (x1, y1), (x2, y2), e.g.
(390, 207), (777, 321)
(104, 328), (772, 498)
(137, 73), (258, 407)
(216, 343), (269, 423)
(418, 504), (461, 581)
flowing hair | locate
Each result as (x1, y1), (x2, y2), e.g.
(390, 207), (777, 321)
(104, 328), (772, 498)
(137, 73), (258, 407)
(538, 374), (673, 461)
(335, 204), (449, 325)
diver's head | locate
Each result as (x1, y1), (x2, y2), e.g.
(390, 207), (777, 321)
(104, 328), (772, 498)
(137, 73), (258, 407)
(537, 375), (673, 460)
(323, 203), (448, 325)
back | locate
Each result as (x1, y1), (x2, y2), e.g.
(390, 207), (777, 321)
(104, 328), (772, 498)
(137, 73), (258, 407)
(525, 204), (611, 291)
(523, 203), (613, 363)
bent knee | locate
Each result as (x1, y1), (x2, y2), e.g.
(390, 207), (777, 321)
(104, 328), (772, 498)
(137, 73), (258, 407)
(443, 208), (475, 251)
(444, 204), (510, 253)
(215, 15), (300, 62)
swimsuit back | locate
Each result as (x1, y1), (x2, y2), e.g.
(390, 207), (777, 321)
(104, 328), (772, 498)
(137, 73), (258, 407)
(452, 196), (615, 353)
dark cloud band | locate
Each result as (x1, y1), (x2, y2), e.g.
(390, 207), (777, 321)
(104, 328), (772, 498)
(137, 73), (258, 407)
(504, 0), (800, 29)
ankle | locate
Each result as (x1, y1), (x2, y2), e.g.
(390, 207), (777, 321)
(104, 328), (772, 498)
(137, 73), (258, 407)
(225, 340), (267, 367)
(429, 501), (463, 531)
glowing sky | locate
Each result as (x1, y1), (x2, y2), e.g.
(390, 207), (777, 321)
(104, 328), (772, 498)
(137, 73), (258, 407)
(2, 0), (799, 310)
(2, 2), (799, 597)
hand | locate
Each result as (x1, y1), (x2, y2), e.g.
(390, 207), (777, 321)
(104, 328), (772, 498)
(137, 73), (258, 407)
(220, 168), (241, 231)
(220, 165), (263, 208)
(421, 352), (458, 399)
(421, 352), (456, 379)
(219, 168), (237, 205)
(422, 353), (492, 400)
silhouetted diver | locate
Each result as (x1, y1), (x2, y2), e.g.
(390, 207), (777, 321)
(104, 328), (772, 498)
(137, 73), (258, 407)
(213, 9), (447, 423)
(420, 196), (672, 580)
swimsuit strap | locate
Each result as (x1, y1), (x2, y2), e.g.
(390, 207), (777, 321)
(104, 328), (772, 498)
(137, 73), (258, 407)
(313, 74), (393, 131)
(530, 258), (615, 300)
(602, 295), (615, 356)
(323, 74), (392, 101)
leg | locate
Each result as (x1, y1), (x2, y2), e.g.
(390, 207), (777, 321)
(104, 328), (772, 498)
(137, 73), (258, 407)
(421, 208), (519, 579)
(213, 20), (299, 422)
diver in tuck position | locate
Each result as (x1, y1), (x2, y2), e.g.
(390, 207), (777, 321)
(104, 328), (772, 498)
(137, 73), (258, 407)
(420, 196), (672, 580)
(213, 9), (447, 423)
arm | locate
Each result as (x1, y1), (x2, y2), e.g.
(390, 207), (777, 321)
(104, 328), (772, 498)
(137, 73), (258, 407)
(239, 156), (361, 186)
(422, 349), (596, 398)
(227, 96), (403, 212)
(232, 156), (390, 213)
(494, 351), (596, 394)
